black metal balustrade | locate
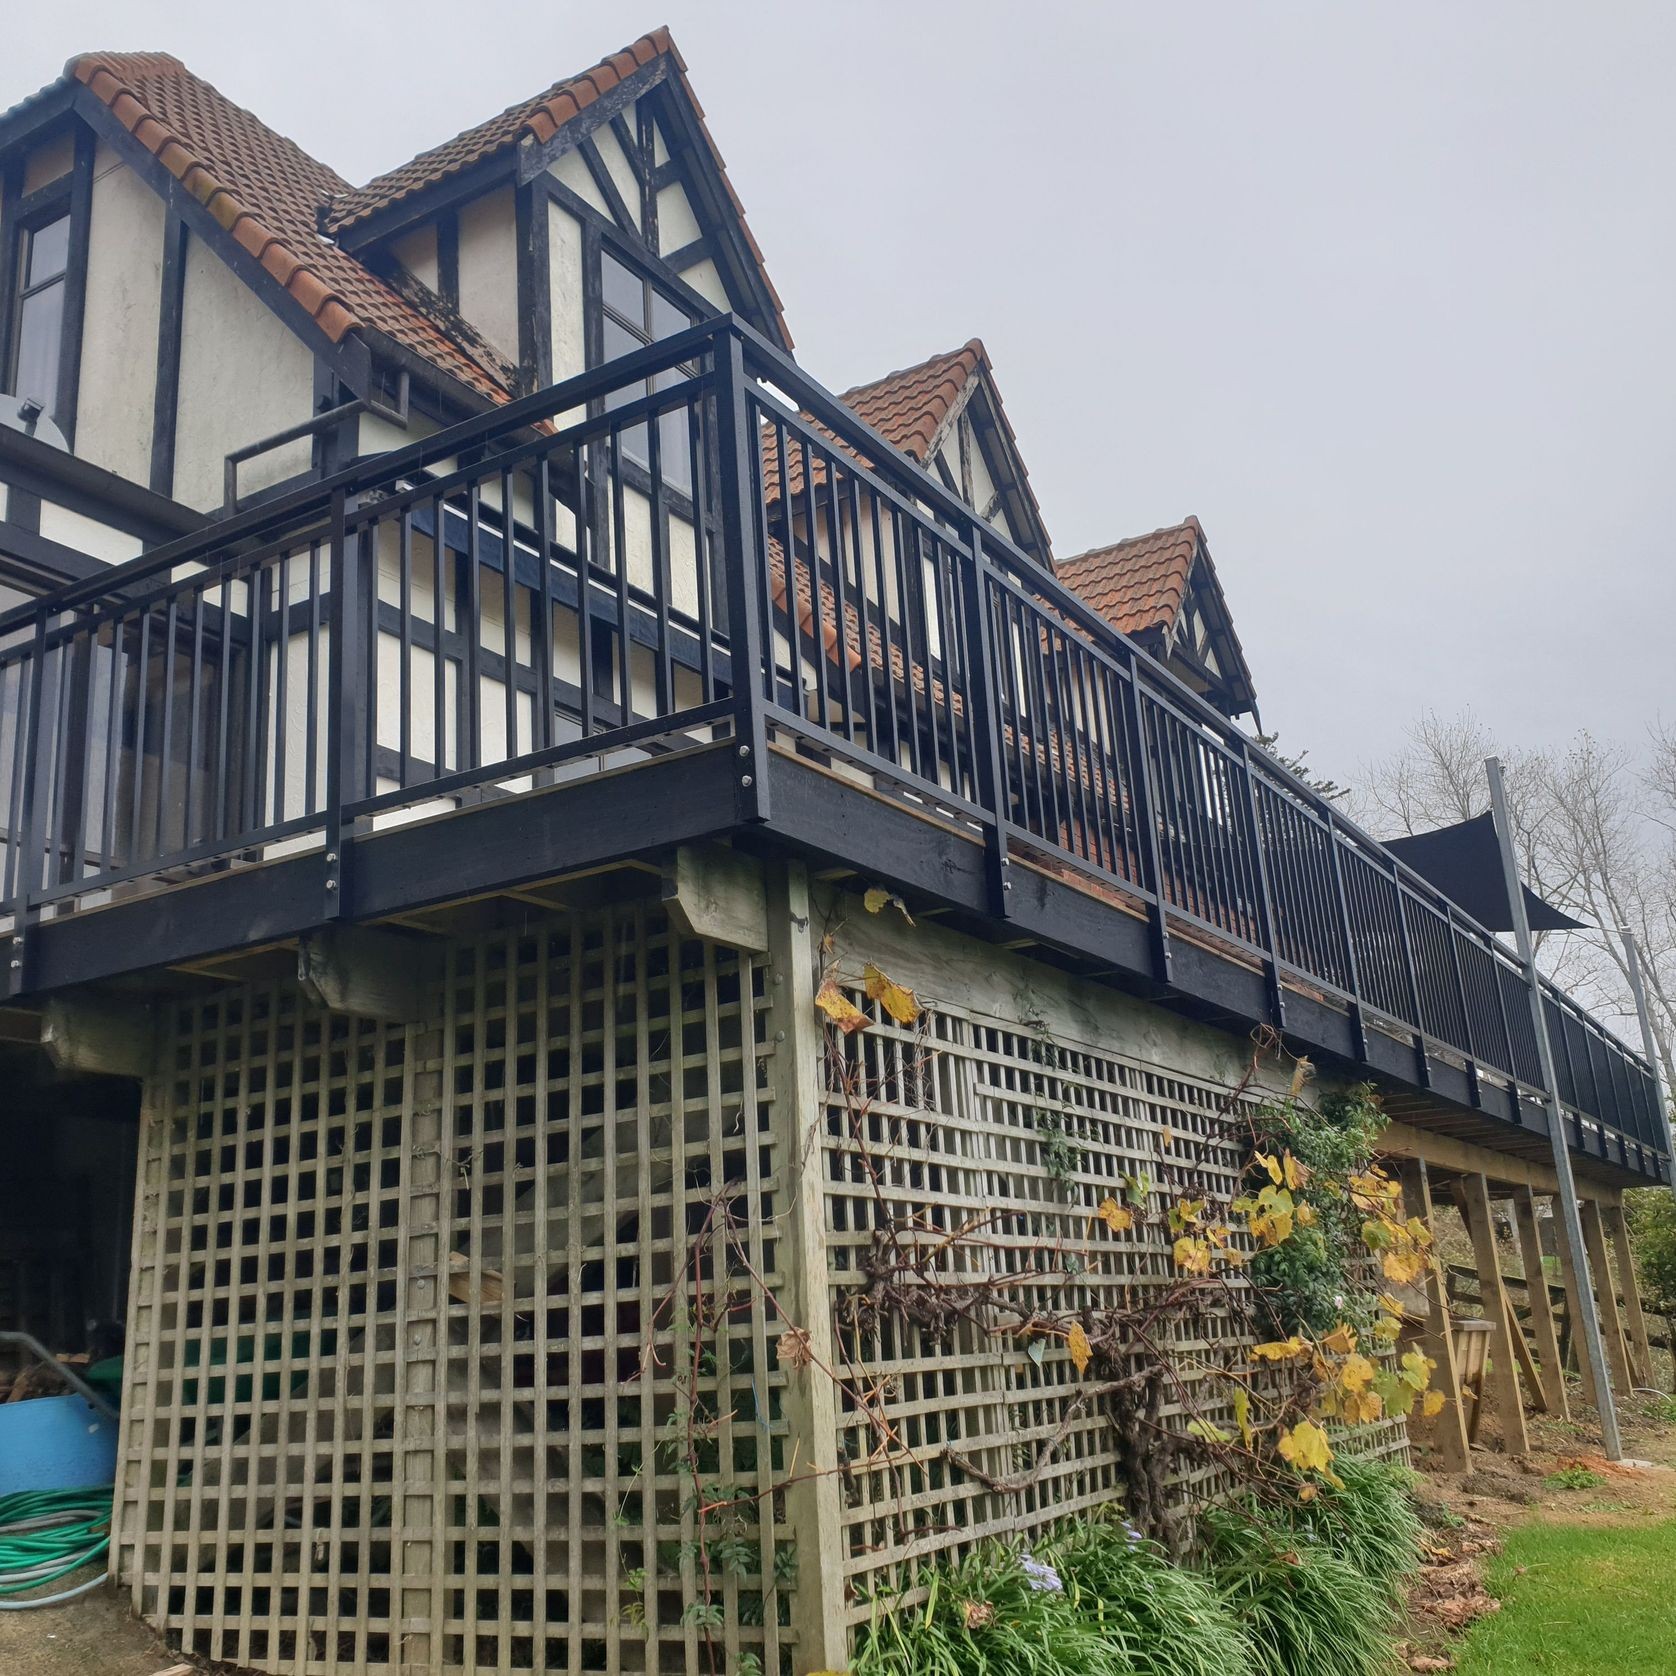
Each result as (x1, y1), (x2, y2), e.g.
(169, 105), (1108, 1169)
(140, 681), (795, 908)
(0, 317), (1663, 1179)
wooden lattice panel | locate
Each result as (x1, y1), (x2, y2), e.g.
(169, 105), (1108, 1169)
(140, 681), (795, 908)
(116, 907), (794, 1676)
(816, 960), (1405, 1618)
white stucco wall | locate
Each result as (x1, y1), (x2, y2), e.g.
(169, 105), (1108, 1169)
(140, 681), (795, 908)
(548, 206), (586, 391)
(390, 223), (439, 294)
(74, 147), (165, 484)
(457, 186), (519, 367)
(37, 500), (143, 564)
(171, 236), (314, 510)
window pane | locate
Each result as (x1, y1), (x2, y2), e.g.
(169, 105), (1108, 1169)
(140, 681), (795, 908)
(601, 250), (644, 325)
(601, 316), (643, 411)
(659, 408), (693, 495)
(26, 215), (70, 285)
(649, 288), (691, 342)
(12, 280), (65, 411)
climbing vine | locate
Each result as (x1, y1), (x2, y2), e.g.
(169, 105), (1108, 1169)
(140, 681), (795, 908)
(627, 884), (1447, 1663)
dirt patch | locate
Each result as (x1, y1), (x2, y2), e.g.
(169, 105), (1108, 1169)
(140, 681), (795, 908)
(1402, 1383), (1676, 1669)
(0, 1580), (188, 1676)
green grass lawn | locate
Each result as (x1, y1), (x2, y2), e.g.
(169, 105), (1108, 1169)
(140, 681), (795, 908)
(1454, 1518), (1676, 1674)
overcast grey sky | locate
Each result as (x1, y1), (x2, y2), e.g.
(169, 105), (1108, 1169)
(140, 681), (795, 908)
(11, 2), (1673, 789)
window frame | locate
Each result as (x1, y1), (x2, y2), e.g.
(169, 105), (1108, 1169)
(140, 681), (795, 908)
(0, 123), (94, 447)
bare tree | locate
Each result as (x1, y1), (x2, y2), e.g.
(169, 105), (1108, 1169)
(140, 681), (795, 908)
(1359, 711), (1676, 1100)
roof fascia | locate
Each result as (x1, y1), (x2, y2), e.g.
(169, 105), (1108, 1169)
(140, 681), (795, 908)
(639, 75), (789, 350)
(0, 81), (78, 157)
(1181, 543), (1257, 712)
(70, 84), (374, 398)
(515, 55), (671, 183)
(335, 146), (522, 257)
(961, 368), (1054, 568)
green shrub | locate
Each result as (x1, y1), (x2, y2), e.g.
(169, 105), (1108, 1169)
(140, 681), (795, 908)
(1050, 1513), (1254, 1676)
(849, 1545), (1130, 1676)
(1200, 1501), (1399, 1676)
(1278, 1456), (1423, 1603)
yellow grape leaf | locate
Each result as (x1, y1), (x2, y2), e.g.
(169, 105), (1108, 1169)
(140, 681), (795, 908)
(1283, 1150), (1308, 1191)
(1233, 1385), (1253, 1448)
(1160, 1125), (1175, 1151)
(1168, 1197), (1206, 1234)
(1297, 1483), (1319, 1503)
(1254, 1151), (1283, 1186)
(1341, 1388), (1384, 1425)
(1294, 1201), (1317, 1228)
(1252, 1337), (1311, 1363)
(1067, 1321), (1092, 1375)
(1422, 1389), (1446, 1419)
(1186, 1417), (1232, 1444)
(862, 886), (915, 924)
(1278, 1417), (1333, 1474)
(1339, 1353), (1376, 1394)
(862, 963), (920, 1025)
(1383, 1247), (1426, 1286)
(1173, 1235), (1212, 1276)
(814, 978), (870, 1034)
(1320, 1322), (1358, 1357)
(1289, 1056), (1315, 1097)
(1096, 1197), (1135, 1235)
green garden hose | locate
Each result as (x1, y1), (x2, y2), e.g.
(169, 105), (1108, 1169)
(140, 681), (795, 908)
(0, 1487), (112, 1609)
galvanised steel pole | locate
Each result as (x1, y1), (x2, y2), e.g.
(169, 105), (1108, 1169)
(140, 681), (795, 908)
(1486, 756), (1622, 1460)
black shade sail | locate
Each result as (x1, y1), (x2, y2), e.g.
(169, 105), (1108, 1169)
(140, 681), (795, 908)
(1384, 811), (1588, 934)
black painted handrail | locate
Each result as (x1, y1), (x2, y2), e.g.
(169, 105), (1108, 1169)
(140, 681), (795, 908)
(0, 316), (1661, 1177)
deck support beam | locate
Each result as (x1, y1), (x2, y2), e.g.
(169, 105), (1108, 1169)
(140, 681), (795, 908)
(40, 994), (155, 1078)
(298, 924), (440, 1022)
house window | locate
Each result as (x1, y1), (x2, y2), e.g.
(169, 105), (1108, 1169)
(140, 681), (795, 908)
(597, 246), (697, 494)
(9, 212), (71, 418)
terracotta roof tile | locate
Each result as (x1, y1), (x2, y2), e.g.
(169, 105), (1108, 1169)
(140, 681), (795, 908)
(1056, 518), (1203, 639)
(67, 51), (510, 403)
(841, 341), (984, 460)
(759, 340), (982, 504)
(320, 28), (790, 347)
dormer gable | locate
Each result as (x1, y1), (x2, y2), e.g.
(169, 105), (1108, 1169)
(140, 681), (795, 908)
(836, 340), (1052, 567)
(1058, 517), (1257, 720)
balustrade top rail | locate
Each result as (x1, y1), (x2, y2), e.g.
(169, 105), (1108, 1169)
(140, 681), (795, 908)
(0, 316), (1663, 1176)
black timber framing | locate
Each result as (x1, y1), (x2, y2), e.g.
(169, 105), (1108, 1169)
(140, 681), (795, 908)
(67, 89), (374, 399)
(0, 426), (204, 545)
(55, 124), (96, 448)
(148, 215), (189, 496)
(515, 180), (553, 393)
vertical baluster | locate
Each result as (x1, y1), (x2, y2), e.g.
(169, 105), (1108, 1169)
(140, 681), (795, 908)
(271, 553), (289, 829)
(184, 588), (204, 852)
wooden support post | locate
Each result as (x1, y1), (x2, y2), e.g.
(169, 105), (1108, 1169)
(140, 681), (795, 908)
(1397, 1158), (1472, 1471)
(1512, 1188), (1569, 1417)
(1602, 1203), (1655, 1389)
(766, 860), (849, 1674)
(1458, 1173), (1532, 1453)
(1579, 1199), (1636, 1397)
(394, 1017), (447, 1672)
(1549, 1191), (1601, 1409)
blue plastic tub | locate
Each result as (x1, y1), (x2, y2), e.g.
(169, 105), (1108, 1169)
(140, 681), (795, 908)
(0, 1395), (118, 1497)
